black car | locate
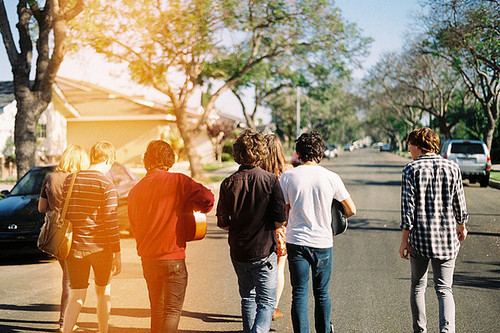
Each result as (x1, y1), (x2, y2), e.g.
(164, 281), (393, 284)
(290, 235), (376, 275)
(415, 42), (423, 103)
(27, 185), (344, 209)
(0, 166), (54, 247)
(0, 163), (139, 248)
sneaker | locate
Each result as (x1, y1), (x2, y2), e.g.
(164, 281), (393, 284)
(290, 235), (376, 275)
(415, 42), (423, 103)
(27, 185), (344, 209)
(272, 308), (284, 320)
(330, 322), (334, 333)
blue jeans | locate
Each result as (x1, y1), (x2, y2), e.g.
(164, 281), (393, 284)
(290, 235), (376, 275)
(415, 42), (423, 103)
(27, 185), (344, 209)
(141, 258), (188, 333)
(231, 252), (277, 333)
(410, 249), (456, 333)
(287, 243), (333, 333)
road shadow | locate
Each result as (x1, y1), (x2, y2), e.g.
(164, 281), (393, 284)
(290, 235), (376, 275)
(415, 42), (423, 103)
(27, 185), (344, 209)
(0, 305), (58, 332)
(81, 307), (150, 318)
(0, 303), (58, 312)
(349, 179), (402, 186)
(453, 273), (500, 290)
(0, 249), (54, 266)
(181, 309), (241, 324)
(346, 219), (401, 232)
(204, 229), (229, 240)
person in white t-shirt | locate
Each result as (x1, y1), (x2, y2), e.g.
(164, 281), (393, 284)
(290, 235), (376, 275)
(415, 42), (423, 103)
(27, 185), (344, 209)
(280, 131), (356, 333)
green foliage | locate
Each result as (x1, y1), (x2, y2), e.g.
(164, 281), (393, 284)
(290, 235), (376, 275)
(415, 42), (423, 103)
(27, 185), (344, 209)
(221, 152), (233, 162)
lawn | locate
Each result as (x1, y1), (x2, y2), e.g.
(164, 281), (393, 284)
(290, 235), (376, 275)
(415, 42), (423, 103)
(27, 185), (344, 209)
(490, 170), (500, 182)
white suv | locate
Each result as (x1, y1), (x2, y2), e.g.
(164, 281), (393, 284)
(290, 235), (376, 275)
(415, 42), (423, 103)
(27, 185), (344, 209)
(440, 139), (491, 187)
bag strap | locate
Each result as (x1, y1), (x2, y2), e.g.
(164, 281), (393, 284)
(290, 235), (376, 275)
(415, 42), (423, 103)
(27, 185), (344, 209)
(60, 173), (77, 220)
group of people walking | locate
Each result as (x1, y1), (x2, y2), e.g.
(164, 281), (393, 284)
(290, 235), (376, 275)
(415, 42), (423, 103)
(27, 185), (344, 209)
(39, 126), (468, 333)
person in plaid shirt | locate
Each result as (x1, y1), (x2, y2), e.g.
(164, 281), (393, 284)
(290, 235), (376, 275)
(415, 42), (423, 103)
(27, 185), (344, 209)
(399, 127), (468, 333)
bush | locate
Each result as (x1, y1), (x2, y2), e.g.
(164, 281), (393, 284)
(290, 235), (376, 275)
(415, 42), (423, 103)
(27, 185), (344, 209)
(222, 141), (234, 156)
(221, 153), (233, 162)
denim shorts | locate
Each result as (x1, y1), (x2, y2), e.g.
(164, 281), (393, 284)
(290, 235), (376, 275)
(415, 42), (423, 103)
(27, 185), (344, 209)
(65, 250), (114, 289)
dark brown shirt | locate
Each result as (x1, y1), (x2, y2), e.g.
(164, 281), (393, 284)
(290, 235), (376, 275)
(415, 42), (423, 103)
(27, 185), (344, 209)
(217, 166), (287, 262)
(40, 171), (69, 211)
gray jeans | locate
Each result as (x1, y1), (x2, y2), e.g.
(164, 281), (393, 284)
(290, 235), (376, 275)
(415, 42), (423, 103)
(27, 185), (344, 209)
(410, 248), (456, 333)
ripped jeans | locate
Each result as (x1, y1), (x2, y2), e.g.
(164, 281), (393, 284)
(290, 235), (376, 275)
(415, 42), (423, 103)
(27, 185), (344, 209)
(287, 243), (333, 333)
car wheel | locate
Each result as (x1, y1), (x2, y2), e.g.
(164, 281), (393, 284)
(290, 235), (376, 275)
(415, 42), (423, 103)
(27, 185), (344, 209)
(480, 175), (489, 187)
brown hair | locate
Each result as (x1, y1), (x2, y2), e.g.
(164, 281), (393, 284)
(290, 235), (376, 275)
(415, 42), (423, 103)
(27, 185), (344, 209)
(233, 129), (267, 167)
(56, 144), (90, 173)
(407, 127), (440, 154)
(90, 141), (116, 165)
(261, 133), (287, 176)
(143, 140), (176, 171)
(295, 131), (325, 163)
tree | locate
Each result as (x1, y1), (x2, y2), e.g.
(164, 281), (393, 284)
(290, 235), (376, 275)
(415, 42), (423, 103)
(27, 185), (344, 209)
(70, 0), (223, 178)
(0, 0), (84, 179)
(206, 117), (235, 163)
(71, 0), (369, 178)
(202, 0), (370, 129)
(423, 0), (500, 150)
(363, 52), (424, 148)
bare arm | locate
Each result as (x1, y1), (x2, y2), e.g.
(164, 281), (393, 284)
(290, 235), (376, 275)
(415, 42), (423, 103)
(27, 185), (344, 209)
(341, 197), (357, 218)
(38, 197), (50, 213)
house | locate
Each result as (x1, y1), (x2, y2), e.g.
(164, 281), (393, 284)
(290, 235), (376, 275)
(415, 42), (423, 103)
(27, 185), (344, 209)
(0, 77), (215, 174)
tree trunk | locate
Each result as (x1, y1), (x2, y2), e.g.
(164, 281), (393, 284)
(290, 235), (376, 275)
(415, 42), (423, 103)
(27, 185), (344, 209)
(437, 117), (452, 140)
(14, 96), (47, 178)
(482, 103), (496, 152)
(174, 106), (204, 179)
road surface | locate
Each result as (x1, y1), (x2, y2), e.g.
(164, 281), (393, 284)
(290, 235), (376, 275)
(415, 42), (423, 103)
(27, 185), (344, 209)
(1, 149), (499, 332)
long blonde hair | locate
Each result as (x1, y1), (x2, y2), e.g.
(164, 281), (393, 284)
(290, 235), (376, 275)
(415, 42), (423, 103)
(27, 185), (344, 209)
(262, 133), (287, 177)
(56, 144), (90, 173)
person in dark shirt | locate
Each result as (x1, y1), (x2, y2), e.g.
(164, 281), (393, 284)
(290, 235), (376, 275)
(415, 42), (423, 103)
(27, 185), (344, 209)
(128, 140), (214, 332)
(217, 129), (287, 333)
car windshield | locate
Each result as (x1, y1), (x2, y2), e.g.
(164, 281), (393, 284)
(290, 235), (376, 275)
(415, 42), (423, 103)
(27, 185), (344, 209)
(9, 168), (52, 196)
(450, 143), (484, 154)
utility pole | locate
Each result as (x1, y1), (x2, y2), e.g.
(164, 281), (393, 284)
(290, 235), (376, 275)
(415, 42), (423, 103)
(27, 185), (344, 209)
(296, 86), (301, 138)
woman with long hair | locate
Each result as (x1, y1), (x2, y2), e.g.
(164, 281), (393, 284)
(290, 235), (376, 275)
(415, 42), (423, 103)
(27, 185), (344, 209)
(39, 144), (90, 332)
(261, 133), (293, 320)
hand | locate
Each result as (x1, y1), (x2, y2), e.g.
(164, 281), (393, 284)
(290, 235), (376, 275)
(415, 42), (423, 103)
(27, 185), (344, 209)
(112, 252), (122, 276)
(399, 240), (410, 260)
(457, 224), (468, 242)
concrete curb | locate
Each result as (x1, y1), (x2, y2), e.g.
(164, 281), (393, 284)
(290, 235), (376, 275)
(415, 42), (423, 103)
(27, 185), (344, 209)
(489, 179), (500, 190)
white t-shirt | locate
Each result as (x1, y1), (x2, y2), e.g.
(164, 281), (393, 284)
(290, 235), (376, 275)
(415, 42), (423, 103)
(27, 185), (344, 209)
(280, 164), (350, 248)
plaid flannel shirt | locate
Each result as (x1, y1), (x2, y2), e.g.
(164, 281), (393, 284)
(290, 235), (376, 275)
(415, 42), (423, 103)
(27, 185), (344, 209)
(401, 154), (468, 260)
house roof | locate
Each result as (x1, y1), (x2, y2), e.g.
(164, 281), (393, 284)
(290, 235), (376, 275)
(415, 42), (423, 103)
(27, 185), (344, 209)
(54, 77), (176, 121)
(0, 81), (14, 109)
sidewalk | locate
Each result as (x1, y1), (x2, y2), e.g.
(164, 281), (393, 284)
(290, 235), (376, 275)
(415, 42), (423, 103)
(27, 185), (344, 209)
(489, 164), (500, 189)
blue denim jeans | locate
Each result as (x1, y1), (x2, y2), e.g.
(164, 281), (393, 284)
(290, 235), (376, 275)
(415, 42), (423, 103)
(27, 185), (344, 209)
(141, 258), (188, 333)
(410, 249), (456, 333)
(231, 252), (277, 333)
(287, 243), (333, 333)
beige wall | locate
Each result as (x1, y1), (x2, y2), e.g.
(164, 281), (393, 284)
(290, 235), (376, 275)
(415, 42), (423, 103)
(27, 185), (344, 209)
(67, 119), (215, 166)
(67, 120), (171, 165)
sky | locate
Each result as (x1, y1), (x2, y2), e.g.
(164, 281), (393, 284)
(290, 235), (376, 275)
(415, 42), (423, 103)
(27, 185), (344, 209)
(0, 1), (422, 121)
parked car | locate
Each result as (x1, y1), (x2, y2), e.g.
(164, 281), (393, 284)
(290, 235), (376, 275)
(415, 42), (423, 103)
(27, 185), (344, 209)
(0, 163), (139, 248)
(324, 145), (339, 159)
(343, 144), (355, 152)
(380, 143), (391, 152)
(440, 139), (491, 187)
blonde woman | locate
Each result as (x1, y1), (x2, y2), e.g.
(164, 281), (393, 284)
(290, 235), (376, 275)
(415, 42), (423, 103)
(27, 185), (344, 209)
(261, 133), (293, 320)
(39, 144), (90, 332)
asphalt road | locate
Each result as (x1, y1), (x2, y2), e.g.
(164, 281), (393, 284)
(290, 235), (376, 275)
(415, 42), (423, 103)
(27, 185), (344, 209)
(0, 149), (499, 332)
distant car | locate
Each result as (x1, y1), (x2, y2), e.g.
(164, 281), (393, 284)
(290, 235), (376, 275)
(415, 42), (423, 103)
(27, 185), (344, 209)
(380, 143), (391, 152)
(440, 139), (491, 187)
(324, 145), (339, 159)
(0, 163), (139, 248)
(343, 144), (355, 152)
